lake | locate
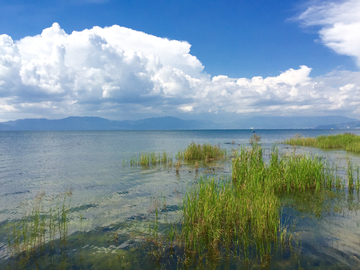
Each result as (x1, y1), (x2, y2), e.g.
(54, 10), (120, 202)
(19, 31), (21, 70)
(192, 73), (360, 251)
(1, 129), (360, 269)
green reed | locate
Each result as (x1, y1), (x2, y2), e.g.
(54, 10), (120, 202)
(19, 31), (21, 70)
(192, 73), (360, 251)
(145, 142), (350, 268)
(130, 151), (172, 167)
(234, 145), (340, 193)
(176, 142), (226, 162)
(146, 144), (321, 267)
(357, 165), (360, 191)
(347, 158), (354, 191)
(283, 133), (360, 153)
(346, 158), (360, 193)
(181, 176), (283, 265)
(7, 190), (72, 262)
(249, 133), (261, 145)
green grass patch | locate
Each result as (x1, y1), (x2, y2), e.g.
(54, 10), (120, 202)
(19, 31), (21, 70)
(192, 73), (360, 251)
(232, 145), (338, 193)
(180, 176), (284, 266)
(176, 142), (226, 162)
(145, 143), (353, 267)
(129, 151), (172, 167)
(283, 133), (360, 153)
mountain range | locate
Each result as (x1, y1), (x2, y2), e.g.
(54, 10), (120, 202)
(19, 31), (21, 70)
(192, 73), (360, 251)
(316, 121), (360, 129)
(0, 116), (359, 130)
(0, 116), (215, 130)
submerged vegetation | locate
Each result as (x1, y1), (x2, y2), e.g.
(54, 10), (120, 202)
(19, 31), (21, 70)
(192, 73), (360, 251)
(145, 142), (358, 268)
(3, 135), (360, 269)
(284, 133), (360, 153)
(128, 143), (226, 170)
(129, 151), (173, 167)
(6, 190), (72, 268)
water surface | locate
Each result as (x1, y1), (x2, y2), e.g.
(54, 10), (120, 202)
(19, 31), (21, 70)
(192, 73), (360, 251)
(1, 129), (360, 268)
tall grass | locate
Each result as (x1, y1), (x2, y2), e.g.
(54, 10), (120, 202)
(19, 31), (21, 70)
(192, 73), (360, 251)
(347, 158), (360, 193)
(146, 144), (337, 267)
(232, 145), (338, 193)
(176, 143), (226, 162)
(7, 190), (72, 263)
(284, 133), (360, 153)
(130, 151), (172, 167)
(145, 143), (348, 267)
(181, 176), (282, 265)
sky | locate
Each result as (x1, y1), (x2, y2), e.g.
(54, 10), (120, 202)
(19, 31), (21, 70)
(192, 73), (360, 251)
(0, 0), (359, 122)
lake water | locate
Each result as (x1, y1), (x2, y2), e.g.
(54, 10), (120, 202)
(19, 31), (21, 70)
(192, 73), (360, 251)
(1, 129), (360, 269)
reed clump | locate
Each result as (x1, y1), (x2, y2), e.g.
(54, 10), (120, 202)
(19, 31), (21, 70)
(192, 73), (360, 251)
(346, 158), (360, 193)
(181, 176), (282, 265)
(152, 144), (343, 266)
(233, 145), (339, 193)
(7, 190), (72, 263)
(176, 143), (226, 162)
(147, 145), (330, 267)
(283, 133), (360, 153)
(130, 151), (172, 167)
(249, 134), (261, 145)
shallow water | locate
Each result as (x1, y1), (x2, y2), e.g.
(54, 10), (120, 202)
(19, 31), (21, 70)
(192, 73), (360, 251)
(1, 129), (360, 269)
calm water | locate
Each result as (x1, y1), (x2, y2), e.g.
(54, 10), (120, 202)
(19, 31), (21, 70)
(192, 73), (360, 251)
(1, 129), (360, 269)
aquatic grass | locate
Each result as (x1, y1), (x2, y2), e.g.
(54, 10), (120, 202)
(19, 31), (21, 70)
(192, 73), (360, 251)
(283, 133), (360, 153)
(233, 145), (339, 193)
(129, 151), (172, 167)
(157, 144), (344, 266)
(346, 158), (360, 193)
(249, 134), (261, 145)
(283, 133), (317, 147)
(180, 176), (283, 263)
(357, 165), (360, 192)
(129, 157), (137, 166)
(144, 145), (314, 266)
(176, 142), (226, 162)
(347, 158), (354, 192)
(7, 190), (72, 263)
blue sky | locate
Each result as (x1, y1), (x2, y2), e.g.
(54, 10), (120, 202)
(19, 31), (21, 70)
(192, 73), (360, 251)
(0, 0), (359, 121)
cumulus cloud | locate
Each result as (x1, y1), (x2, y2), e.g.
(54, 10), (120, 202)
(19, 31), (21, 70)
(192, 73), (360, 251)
(0, 22), (360, 121)
(298, 0), (360, 66)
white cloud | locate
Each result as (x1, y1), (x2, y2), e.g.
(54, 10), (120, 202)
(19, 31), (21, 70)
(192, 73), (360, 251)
(0, 34), (21, 96)
(298, 0), (360, 66)
(178, 105), (194, 112)
(0, 23), (360, 121)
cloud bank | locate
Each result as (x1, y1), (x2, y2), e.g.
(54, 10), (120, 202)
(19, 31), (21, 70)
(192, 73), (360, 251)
(298, 0), (360, 66)
(0, 19), (360, 121)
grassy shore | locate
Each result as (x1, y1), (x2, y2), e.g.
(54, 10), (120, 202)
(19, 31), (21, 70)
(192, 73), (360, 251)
(283, 133), (360, 153)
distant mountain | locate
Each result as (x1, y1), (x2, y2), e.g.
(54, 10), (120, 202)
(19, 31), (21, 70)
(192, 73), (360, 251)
(0, 115), (358, 130)
(0, 123), (15, 130)
(0, 116), (217, 130)
(315, 121), (360, 129)
(228, 116), (359, 129)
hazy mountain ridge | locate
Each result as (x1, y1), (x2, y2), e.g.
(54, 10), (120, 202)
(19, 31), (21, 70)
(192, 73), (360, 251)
(0, 116), (217, 130)
(0, 116), (358, 130)
(231, 116), (359, 129)
(315, 121), (360, 129)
